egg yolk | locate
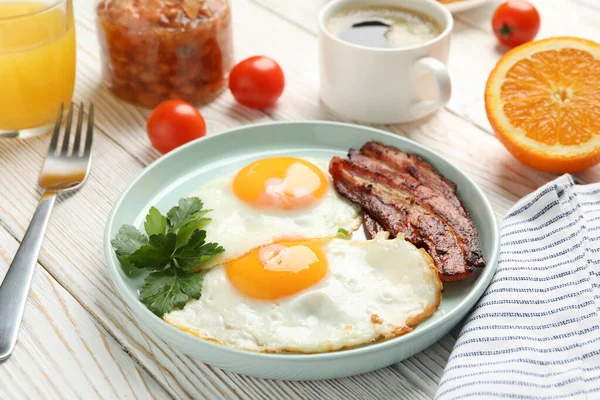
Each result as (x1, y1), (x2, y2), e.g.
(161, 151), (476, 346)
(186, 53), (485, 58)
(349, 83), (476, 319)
(232, 157), (328, 210)
(225, 240), (328, 300)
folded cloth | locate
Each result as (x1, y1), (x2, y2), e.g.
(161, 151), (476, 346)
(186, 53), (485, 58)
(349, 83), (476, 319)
(435, 175), (600, 399)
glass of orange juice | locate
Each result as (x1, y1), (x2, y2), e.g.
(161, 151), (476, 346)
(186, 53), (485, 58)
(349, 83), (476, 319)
(0, 0), (75, 138)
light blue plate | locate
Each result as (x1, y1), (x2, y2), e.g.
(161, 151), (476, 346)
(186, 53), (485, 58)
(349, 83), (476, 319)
(104, 121), (500, 380)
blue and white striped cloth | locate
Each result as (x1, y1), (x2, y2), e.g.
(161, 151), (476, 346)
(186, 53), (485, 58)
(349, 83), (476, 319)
(436, 175), (600, 399)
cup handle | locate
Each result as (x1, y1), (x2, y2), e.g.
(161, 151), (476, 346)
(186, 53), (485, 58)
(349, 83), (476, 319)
(409, 57), (451, 120)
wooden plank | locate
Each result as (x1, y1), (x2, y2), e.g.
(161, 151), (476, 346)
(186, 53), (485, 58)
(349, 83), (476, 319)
(251, 0), (600, 161)
(0, 227), (169, 400)
(447, 0), (600, 135)
(52, 0), (600, 396)
(0, 129), (243, 399)
(73, 0), (577, 194)
(0, 100), (430, 398)
(2, 0), (593, 398)
(0, 1), (433, 398)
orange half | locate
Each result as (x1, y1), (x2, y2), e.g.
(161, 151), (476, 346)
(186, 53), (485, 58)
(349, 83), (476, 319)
(485, 37), (600, 173)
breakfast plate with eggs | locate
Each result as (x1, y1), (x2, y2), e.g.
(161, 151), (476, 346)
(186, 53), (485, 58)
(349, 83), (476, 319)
(105, 121), (499, 380)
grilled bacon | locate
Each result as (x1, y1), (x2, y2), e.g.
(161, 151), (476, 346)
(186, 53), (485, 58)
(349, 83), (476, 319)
(330, 142), (485, 282)
(348, 149), (485, 268)
(363, 212), (383, 240)
(360, 141), (468, 217)
(330, 157), (472, 281)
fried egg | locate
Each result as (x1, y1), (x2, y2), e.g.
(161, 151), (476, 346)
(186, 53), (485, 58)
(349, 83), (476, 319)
(190, 157), (362, 270)
(164, 233), (442, 353)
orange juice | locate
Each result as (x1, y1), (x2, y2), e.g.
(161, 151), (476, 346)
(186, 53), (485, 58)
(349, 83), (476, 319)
(0, 0), (75, 134)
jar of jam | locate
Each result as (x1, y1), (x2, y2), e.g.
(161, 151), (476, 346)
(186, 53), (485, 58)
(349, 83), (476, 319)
(96, 0), (233, 108)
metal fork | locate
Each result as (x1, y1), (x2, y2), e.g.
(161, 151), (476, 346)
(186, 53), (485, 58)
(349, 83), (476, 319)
(0, 103), (94, 361)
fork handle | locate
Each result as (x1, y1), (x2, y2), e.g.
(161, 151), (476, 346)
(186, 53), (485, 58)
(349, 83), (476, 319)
(0, 191), (56, 361)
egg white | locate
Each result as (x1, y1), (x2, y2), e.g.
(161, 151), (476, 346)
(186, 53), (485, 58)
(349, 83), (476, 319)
(164, 233), (442, 353)
(190, 157), (362, 270)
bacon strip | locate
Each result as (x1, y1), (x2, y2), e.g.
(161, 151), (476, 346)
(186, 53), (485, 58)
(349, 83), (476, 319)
(330, 157), (472, 281)
(361, 141), (468, 217)
(363, 212), (383, 240)
(349, 150), (485, 268)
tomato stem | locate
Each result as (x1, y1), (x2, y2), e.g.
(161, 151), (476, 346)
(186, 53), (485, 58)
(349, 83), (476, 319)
(495, 23), (517, 38)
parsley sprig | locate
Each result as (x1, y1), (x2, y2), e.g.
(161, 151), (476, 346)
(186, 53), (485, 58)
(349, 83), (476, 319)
(111, 197), (224, 317)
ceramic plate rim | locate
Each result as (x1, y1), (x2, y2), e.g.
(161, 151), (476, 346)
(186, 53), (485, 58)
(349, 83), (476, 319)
(104, 120), (500, 362)
(445, 0), (493, 12)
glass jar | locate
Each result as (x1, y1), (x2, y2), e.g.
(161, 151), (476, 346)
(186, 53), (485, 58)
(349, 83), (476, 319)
(96, 0), (233, 108)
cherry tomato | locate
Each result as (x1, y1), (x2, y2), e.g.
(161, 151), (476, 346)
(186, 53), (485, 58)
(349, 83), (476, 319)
(229, 56), (285, 109)
(492, 0), (540, 48)
(147, 100), (206, 154)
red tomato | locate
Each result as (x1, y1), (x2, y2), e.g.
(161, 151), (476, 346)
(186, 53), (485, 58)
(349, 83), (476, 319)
(492, 0), (540, 47)
(229, 56), (285, 109)
(147, 100), (206, 154)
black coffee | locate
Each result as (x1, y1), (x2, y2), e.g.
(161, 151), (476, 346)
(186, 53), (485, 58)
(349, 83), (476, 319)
(327, 6), (442, 49)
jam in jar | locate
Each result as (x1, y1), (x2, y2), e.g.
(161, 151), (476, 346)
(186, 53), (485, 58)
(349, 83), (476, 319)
(96, 0), (233, 108)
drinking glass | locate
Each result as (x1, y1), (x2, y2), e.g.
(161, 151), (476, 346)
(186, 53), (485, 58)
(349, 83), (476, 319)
(0, 0), (76, 138)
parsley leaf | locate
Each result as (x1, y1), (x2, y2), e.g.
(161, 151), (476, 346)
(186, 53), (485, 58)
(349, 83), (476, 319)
(111, 225), (149, 275)
(174, 210), (211, 248)
(172, 230), (225, 270)
(117, 255), (143, 277)
(128, 233), (176, 270)
(166, 197), (213, 248)
(139, 269), (204, 316)
(111, 225), (148, 257)
(112, 196), (225, 316)
(167, 197), (204, 229)
(144, 207), (167, 236)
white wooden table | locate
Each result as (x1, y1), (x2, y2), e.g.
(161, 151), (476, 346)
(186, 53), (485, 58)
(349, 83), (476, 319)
(1, 0), (599, 398)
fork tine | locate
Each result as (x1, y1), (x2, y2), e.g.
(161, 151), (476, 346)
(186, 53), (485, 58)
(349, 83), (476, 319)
(59, 103), (75, 155)
(83, 104), (94, 157)
(72, 102), (85, 155)
(47, 104), (64, 155)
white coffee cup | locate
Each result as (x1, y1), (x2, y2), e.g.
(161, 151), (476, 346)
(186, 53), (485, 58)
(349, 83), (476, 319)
(318, 0), (453, 124)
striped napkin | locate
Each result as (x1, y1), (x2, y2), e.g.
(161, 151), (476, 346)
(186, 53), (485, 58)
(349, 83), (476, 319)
(436, 174), (600, 399)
